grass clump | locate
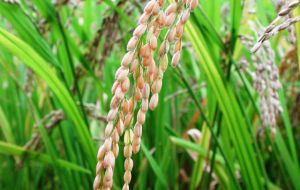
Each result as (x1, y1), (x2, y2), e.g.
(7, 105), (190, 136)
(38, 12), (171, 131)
(0, 0), (300, 190)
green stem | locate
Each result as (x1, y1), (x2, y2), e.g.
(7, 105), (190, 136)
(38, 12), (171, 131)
(56, 13), (89, 127)
(295, 7), (300, 71)
(176, 67), (241, 190)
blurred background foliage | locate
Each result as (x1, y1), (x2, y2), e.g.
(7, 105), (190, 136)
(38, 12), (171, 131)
(0, 0), (300, 189)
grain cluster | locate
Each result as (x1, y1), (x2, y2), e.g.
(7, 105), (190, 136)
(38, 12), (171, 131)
(241, 35), (282, 134)
(251, 0), (300, 52)
(93, 0), (198, 189)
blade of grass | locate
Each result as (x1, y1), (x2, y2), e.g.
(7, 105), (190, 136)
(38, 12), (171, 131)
(175, 67), (241, 190)
(0, 2), (60, 68)
(140, 142), (168, 189)
(278, 89), (299, 168)
(0, 27), (96, 169)
(275, 134), (300, 190)
(0, 106), (15, 143)
(170, 137), (225, 165)
(229, 0), (242, 49)
(294, 7), (300, 71)
(0, 141), (91, 174)
(170, 136), (233, 190)
(185, 18), (265, 189)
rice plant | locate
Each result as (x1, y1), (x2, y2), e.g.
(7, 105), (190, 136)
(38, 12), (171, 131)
(0, 0), (300, 190)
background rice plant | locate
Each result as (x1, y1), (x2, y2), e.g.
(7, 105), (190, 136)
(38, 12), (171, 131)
(0, 0), (299, 189)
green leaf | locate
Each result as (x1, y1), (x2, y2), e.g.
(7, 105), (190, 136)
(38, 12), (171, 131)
(0, 2), (60, 68)
(0, 27), (96, 169)
(0, 141), (91, 174)
(185, 18), (265, 189)
(141, 142), (168, 188)
(0, 106), (15, 143)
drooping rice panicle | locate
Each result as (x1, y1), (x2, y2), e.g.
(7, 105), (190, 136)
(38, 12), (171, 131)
(93, 0), (198, 189)
(251, 0), (300, 52)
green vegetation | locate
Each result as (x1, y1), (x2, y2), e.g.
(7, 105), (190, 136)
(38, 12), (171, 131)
(0, 0), (299, 190)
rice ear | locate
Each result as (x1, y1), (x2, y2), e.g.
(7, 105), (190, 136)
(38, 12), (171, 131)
(93, 0), (198, 188)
